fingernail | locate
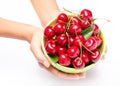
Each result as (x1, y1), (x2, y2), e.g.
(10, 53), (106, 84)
(43, 61), (50, 68)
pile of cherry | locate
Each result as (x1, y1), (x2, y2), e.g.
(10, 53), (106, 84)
(44, 9), (103, 69)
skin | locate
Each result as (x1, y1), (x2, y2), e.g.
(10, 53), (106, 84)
(0, 0), (106, 80)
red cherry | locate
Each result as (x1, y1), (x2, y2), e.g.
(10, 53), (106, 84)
(68, 24), (82, 36)
(90, 49), (101, 62)
(93, 24), (99, 35)
(82, 51), (90, 65)
(44, 26), (55, 39)
(72, 57), (85, 69)
(70, 16), (81, 25)
(80, 9), (93, 19)
(57, 46), (67, 55)
(56, 34), (68, 47)
(45, 39), (57, 55)
(58, 54), (71, 66)
(54, 22), (67, 35)
(95, 36), (103, 47)
(84, 37), (97, 51)
(69, 36), (75, 46)
(73, 34), (85, 47)
(80, 17), (92, 29)
(67, 46), (80, 58)
(57, 13), (68, 23)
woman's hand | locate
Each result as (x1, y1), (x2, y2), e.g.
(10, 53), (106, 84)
(30, 28), (86, 79)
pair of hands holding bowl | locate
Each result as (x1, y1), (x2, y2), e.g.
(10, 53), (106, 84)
(30, 10), (107, 80)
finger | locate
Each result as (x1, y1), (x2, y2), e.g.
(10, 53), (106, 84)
(39, 63), (85, 80)
(31, 32), (50, 68)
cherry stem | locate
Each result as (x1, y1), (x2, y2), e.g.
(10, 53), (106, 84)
(79, 42), (82, 58)
(63, 7), (79, 16)
(81, 43), (95, 55)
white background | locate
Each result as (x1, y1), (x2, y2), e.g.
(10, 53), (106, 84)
(0, 0), (119, 86)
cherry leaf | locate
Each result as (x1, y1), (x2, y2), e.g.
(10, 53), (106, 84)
(81, 26), (94, 40)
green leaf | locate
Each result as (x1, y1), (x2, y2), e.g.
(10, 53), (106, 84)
(49, 55), (58, 63)
(81, 26), (94, 40)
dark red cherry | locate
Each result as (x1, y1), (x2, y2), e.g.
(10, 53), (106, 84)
(57, 13), (68, 23)
(69, 36), (75, 46)
(95, 36), (103, 47)
(54, 22), (67, 35)
(68, 24), (82, 36)
(57, 46), (67, 55)
(67, 46), (80, 58)
(80, 17), (92, 29)
(70, 16), (81, 25)
(82, 51), (91, 65)
(73, 34), (85, 47)
(90, 49), (101, 62)
(93, 24), (99, 35)
(45, 39), (57, 55)
(44, 26), (55, 39)
(56, 34), (68, 46)
(72, 57), (85, 69)
(84, 37), (97, 51)
(80, 9), (93, 19)
(58, 54), (71, 66)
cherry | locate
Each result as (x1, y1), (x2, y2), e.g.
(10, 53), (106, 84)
(56, 34), (68, 47)
(82, 51), (90, 65)
(68, 24), (82, 36)
(67, 46), (80, 58)
(72, 57), (85, 69)
(93, 24), (99, 35)
(80, 9), (93, 19)
(70, 16), (81, 25)
(57, 13), (68, 23)
(58, 54), (71, 66)
(45, 39), (57, 55)
(84, 36), (97, 51)
(54, 22), (67, 35)
(80, 17), (92, 29)
(95, 36), (103, 47)
(69, 36), (75, 46)
(73, 34), (85, 47)
(90, 49), (101, 62)
(57, 46), (67, 55)
(44, 26), (55, 39)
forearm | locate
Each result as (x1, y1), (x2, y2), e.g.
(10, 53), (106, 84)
(31, 0), (60, 27)
(0, 18), (37, 42)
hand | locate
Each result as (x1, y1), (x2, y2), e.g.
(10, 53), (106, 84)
(29, 28), (86, 79)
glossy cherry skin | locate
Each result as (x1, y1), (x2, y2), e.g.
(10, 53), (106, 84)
(72, 57), (85, 69)
(57, 46), (67, 55)
(54, 22), (67, 35)
(44, 26), (55, 39)
(93, 24), (99, 35)
(95, 36), (103, 47)
(73, 34), (85, 47)
(57, 13), (68, 23)
(56, 34), (68, 47)
(69, 36), (75, 46)
(80, 9), (93, 19)
(45, 39), (57, 55)
(67, 46), (80, 58)
(80, 17), (92, 29)
(68, 24), (82, 36)
(90, 49), (101, 62)
(82, 51), (91, 65)
(84, 37), (97, 51)
(58, 54), (71, 66)
(70, 16), (81, 25)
